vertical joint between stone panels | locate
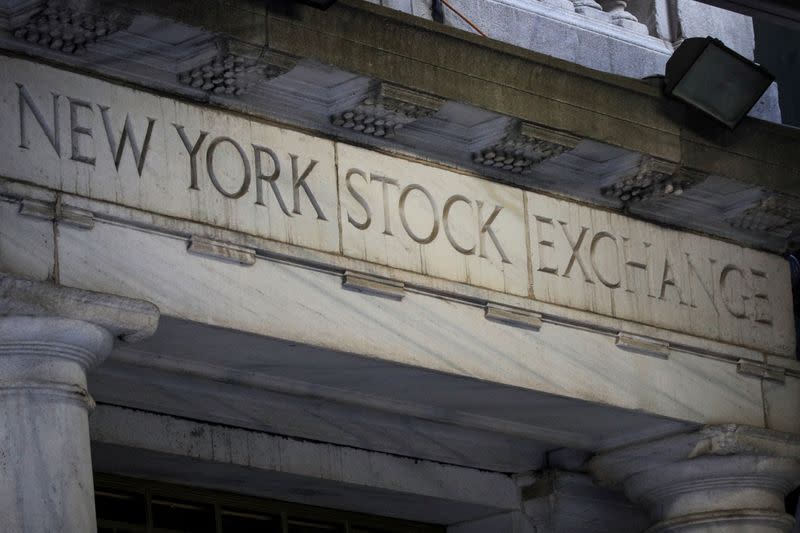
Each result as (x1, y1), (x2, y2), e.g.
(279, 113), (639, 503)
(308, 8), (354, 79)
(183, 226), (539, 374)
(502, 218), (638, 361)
(484, 303), (543, 331)
(737, 359), (786, 384)
(615, 332), (670, 359)
(342, 270), (405, 300)
(187, 235), (256, 266)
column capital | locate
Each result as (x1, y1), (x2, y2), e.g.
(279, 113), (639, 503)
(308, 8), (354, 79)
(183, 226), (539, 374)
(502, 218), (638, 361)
(0, 273), (160, 532)
(0, 273), (159, 342)
(589, 425), (800, 533)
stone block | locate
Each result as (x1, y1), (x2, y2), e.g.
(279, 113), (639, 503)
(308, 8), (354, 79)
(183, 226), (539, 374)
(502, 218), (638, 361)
(338, 143), (528, 296)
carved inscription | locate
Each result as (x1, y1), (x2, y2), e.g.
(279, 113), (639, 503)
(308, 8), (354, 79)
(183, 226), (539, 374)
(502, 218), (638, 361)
(527, 193), (792, 351)
(6, 71), (338, 253)
(338, 144), (528, 296)
(0, 56), (793, 354)
(532, 215), (773, 324)
(345, 169), (509, 259)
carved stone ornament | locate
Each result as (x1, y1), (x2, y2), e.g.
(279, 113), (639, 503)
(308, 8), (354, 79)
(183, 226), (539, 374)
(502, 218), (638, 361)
(589, 425), (800, 533)
(601, 157), (705, 204)
(178, 52), (293, 97)
(13, 0), (127, 55)
(598, 0), (648, 34)
(472, 122), (576, 173)
(726, 193), (800, 233)
(331, 83), (443, 139)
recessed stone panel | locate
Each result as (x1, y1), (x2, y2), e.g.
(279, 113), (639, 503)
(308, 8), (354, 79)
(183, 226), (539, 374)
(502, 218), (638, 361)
(0, 55), (339, 253)
(337, 144), (528, 296)
(526, 192), (795, 355)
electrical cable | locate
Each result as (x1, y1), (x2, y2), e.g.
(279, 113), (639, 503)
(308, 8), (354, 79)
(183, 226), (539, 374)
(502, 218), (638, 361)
(440, 0), (486, 37)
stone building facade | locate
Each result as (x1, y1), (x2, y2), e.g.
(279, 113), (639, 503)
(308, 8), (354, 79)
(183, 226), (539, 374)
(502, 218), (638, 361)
(1, 0), (799, 532)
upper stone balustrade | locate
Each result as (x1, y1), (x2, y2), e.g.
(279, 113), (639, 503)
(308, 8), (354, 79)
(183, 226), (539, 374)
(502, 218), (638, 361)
(365, 0), (781, 122)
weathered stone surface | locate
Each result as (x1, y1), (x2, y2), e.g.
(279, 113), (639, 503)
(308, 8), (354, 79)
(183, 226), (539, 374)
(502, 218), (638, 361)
(527, 192), (794, 355)
(338, 143), (528, 295)
(90, 404), (521, 524)
(0, 317), (110, 533)
(0, 273), (159, 341)
(0, 54), (794, 353)
(0, 197), (55, 281)
(590, 425), (800, 533)
(56, 219), (772, 430)
(12, 0), (129, 55)
(0, 276), (159, 533)
(0, 54), (339, 254)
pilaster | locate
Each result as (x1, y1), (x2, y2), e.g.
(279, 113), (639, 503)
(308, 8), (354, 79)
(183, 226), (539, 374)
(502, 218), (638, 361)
(589, 425), (800, 533)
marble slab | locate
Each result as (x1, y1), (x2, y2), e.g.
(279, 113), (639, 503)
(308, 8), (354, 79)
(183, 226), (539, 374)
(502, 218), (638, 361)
(0, 54), (794, 354)
(0, 55), (339, 253)
(338, 144), (528, 295)
(527, 192), (795, 355)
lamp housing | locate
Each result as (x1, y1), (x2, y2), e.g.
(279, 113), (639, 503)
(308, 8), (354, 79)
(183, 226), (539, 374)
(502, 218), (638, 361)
(664, 37), (774, 129)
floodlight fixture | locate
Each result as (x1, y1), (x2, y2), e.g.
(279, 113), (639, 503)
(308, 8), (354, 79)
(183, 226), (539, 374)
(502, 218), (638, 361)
(664, 36), (775, 129)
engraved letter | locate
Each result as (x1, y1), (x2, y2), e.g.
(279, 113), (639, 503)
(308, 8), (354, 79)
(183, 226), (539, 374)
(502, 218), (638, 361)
(751, 268), (772, 325)
(399, 184), (439, 245)
(370, 174), (399, 235)
(686, 254), (718, 312)
(174, 124), (208, 190)
(658, 255), (687, 305)
(559, 222), (593, 283)
(590, 231), (621, 288)
(99, 105), (156, 176)
(206, 136), (251, 199)
(622, 237), (653, 297)
(478, 201), (511, 264)
(17, 84), (60, 156)
(253, 145), (291, 216)
(346, 168), (371, 230)
(68, 98), (95, 166)
(719, 264), (749, 319)
(290, 155), (327, 220)
(534, 215), (558, 275)
(443, 195), (475, 255)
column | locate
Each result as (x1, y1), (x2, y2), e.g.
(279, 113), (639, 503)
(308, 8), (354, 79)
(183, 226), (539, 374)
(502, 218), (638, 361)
(571, 0), (609, 20)
(0, 274), (159, 533)
(589, 425), (800, 533)
(598, 1), (649, 33)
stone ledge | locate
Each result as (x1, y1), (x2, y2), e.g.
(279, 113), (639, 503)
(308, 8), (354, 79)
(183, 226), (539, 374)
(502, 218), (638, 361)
(589, 424), (800, 485)
(93, 0), (800, 195)
(0, 273), (160, 342)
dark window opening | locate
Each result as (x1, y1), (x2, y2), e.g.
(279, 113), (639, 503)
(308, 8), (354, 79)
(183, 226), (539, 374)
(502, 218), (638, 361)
(95, 474), (443, 533)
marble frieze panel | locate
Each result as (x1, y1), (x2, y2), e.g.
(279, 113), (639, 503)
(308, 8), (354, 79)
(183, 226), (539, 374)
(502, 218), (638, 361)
(0, 54), (794, 355)
(526, 193), (795, 356)
(337, 144), (528, 296)
(0, 55), (339, 253)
